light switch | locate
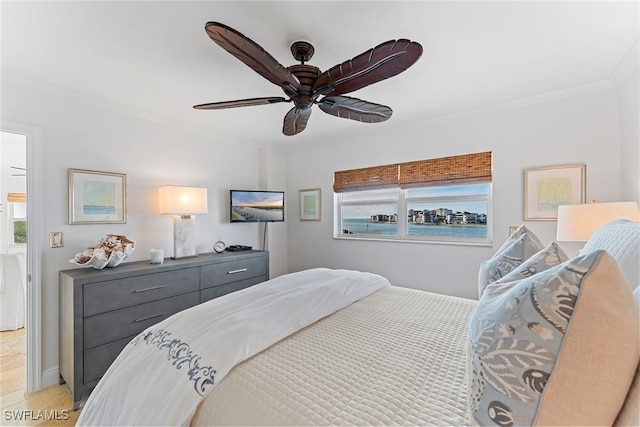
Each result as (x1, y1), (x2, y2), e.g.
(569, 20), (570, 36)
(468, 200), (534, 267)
(50, 232), (64, 248)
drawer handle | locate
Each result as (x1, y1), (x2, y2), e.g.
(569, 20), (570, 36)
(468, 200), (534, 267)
(228, 268), (248, 274)
(134, 312), (167, 323)
(133, 285), (167, 293)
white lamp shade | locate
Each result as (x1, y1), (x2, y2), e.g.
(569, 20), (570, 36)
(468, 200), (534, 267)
(556, 201), (639, 242)
(158, 186), (208, 215)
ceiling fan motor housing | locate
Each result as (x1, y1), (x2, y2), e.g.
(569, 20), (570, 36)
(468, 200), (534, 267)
(287, 64), (321, 108)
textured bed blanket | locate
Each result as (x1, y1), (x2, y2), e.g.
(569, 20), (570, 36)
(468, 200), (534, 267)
(76, 268), (390, 426)
(191, 285), (477, 426)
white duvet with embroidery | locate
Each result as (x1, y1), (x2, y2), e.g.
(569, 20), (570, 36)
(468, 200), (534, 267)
(76, 268), (390, 427)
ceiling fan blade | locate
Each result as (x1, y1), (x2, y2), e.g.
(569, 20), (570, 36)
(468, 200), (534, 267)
(282, 106), (312, 136)
(313, 39), (422, 97)
(193, 97), (288, 110)
(318, 96), (392, 123)
(205, 22), (301, 95)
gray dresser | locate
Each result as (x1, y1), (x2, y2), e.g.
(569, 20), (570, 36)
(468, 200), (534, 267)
(59, 250), (268, 409)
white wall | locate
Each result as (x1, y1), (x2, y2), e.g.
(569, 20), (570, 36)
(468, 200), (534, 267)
(286, 87), (625, 300)
(258, 147), (288, 278)
(617, 65), (640, 203)
(1, 72), (288, 384)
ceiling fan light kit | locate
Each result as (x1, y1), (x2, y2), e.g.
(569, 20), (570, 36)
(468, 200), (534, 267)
(193, 22), (423, 136)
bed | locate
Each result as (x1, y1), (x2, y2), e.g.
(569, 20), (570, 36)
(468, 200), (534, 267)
(76, 219), (639, 427)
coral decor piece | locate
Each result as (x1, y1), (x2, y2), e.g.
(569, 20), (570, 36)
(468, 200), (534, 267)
(70, 234), (135, 269)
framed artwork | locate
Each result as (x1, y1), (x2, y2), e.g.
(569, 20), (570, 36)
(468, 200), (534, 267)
(299, 188), (321, 221)
(524, 164), (585, 221)
(69, 168), (126, 224)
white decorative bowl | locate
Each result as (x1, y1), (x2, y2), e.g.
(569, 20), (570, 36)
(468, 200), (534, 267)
(70, 236), (135, 269)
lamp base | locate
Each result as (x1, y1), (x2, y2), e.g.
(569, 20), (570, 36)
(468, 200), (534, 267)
(172, 215), (197, 259)
(170, 255), (198, 260)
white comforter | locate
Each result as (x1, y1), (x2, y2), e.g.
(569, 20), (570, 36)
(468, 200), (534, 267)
(192, 285), (477, 426)
(76, 268), (390, 427)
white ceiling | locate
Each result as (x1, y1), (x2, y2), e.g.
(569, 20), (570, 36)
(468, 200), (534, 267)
(1, 1), (638, 148)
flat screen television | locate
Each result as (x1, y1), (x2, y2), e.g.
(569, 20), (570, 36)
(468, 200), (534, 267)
(230, 190), (285, 223)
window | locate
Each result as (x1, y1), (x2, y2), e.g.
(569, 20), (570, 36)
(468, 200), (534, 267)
(339, 188), (399, 237)
(7, 195), (27, 246)
(334, 152), (492, 245)
(13, 219), (27, 244)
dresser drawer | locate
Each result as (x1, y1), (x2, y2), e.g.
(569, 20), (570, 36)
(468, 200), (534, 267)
(83, 291), (199, 350)
(201, 256), (267, 289)
(83, 335), (133, 384)
(200, 275), (266, 303)
(83, 267), (200, 317)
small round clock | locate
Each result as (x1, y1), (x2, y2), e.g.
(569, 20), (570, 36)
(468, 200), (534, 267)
(213, 240), (226, 253)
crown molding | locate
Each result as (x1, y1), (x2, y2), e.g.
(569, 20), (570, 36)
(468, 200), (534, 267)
(2, 66), (629, 152)
(412, 79), (616, 129)
(610, 39), (640, 86)
(1, 69), (262, 148)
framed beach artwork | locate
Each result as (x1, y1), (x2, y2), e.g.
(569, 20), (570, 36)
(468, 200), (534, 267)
(524, 164), (585, 221)
(299, 188), (321, 221)
(69, 168), (126, 224)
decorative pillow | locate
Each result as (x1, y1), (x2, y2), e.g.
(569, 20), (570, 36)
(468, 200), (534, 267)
(614, 288), (640, 427)
(467, 250), (639, 426)
(495, 225), (545, 259)
(478, 231), (548, 297)
(482, 242), (568, 299)
(615, 364), (640, 426)
(478, 235), (527, 297)
(581, 219), (639, 289)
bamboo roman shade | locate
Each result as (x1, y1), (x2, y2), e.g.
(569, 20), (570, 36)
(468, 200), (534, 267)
(333, 164), (400, 192)
(7, 193), (26, 202)
(399, 151), (492, 188)
(334, 151), (492, 192)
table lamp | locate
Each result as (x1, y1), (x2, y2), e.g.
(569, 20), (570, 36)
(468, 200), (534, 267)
(556, 201), (639, 242)
(159, 185), (208, 259)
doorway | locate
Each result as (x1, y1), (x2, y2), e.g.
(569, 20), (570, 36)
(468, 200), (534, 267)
(0, 131), (28, 399)
(0, 123), (42, 394)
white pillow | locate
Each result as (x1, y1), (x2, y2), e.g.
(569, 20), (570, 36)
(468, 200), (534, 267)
(581, 219), (639, 289)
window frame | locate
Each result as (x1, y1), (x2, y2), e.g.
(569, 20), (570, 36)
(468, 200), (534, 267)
(334, 184), (493, 246)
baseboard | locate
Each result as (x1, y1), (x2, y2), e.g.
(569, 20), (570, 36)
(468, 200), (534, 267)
(41, 366), (60, 389)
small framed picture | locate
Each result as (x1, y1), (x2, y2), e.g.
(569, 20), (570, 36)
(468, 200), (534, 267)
(524, 164), (585, 221)
(69, 168), (127, 224)
(299, 188), (321, 221)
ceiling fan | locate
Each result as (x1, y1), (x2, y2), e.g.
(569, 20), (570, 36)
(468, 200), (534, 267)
(193, 22), (423, 136)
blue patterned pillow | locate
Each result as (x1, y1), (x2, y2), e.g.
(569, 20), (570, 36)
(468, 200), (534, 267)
(482, 242), (568, 299)
(478, 227), (545, 298)
(468, 250), (639, 426)
(478, 234), (533, 297)
(495, 225), (544, 259)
